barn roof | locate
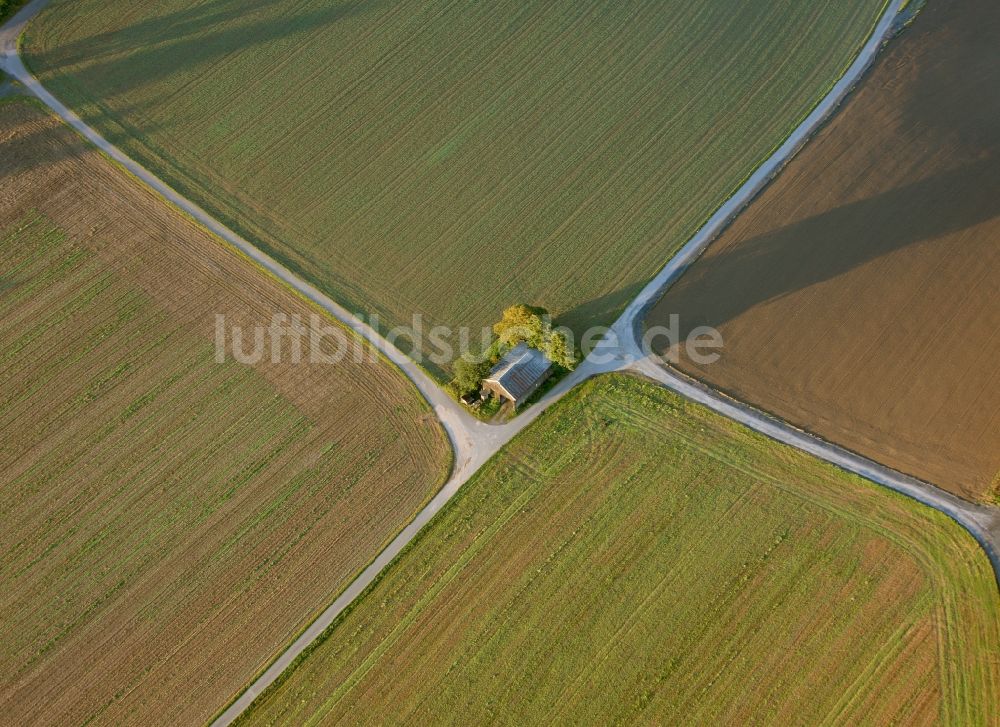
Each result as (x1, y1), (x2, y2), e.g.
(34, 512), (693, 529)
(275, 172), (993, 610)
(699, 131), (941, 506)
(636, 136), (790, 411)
(483, 343), (552, 403)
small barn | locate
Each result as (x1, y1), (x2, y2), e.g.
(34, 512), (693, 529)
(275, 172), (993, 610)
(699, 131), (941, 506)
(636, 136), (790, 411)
(481, 343), (552, 410)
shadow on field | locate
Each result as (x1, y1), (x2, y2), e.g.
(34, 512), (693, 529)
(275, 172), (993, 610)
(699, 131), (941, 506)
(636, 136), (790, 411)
(34, 0), (378, 93)
(897, 0), (1000, 156)
(557, 280), (645, 336)
(10, 0), (381, 196)
(0, 99), (92, 182)
(32, 0), (380, 108)
(648, 0), (1000, 345)
(657, 155), (1000, 340)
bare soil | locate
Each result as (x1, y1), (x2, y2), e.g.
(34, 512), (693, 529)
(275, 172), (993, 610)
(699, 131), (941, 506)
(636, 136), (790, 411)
(646, 0), (1000, 502)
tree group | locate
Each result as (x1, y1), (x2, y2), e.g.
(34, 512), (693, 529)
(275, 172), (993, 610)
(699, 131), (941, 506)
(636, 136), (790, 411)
(448, 304), (578, 398)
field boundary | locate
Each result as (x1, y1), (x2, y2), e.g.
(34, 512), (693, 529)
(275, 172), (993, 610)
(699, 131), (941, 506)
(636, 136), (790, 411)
(4, 0), (998, 725)
(608, 0), (897, 347)
(628, 359), (1000, 584)
(0, 0), (491, 474)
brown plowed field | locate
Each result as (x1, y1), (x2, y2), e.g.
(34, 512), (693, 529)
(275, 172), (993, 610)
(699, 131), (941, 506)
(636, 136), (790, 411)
(0, 100), (449, 726)
(647, 0), (1000, 502)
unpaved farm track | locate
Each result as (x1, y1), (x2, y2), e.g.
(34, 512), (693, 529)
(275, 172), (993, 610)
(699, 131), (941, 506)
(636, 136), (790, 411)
(18, 0), (893, 373)
(0, 101), (451, 726)
(648, 0), (1000, 501)
(3, 0), (998, 725)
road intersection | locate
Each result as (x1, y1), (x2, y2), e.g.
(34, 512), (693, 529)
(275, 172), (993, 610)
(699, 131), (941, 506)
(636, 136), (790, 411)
(4, 1), (996, 725)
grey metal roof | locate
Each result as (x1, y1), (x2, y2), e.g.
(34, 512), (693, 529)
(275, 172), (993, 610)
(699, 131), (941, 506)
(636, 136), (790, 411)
(483, 343), (552, 402)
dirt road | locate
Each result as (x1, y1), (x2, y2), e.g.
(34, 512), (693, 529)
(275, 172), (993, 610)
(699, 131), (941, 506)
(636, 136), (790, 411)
(5, 1), (997, 725)
(648, 0), (1000, 500)
(629, 357), (1000, 572)
(0, 0), (493, 476)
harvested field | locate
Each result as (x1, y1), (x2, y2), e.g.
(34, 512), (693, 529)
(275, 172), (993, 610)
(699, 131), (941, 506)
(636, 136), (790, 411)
(647, 0), (1000, 502)
(239, 375), (1000, 726)
(0, 100), (449, 726)
(25, 0), (886, 376)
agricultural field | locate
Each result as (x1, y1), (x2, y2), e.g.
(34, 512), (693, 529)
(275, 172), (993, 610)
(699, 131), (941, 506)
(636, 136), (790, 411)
(25, 0), (887, 376)
(646, 0), (1000, 502)
(0, 100), (449, 726)
(238, 375), (1000, 726)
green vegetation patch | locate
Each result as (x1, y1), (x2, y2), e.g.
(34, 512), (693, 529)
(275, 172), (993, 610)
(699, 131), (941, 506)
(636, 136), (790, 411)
(26, 0), (887, 378)
(239, 374), (1000, 725)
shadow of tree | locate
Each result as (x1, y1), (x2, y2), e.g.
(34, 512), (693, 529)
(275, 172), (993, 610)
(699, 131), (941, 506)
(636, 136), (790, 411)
(648, 0), (1000, 347)
(657, 156), (999, 343)
(556, 280), (646, 339)
(0, 97), (93, 182)
(29, 0), (380, 124)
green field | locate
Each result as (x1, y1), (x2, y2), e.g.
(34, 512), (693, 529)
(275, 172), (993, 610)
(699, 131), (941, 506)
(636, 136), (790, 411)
(25, 0), (886, 376)
(239, 375), (1000, 725)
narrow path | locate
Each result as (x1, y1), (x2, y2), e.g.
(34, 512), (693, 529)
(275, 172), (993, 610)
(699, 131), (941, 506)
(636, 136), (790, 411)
(628, 357), (1000, 577)
(3, 2), (997, 726)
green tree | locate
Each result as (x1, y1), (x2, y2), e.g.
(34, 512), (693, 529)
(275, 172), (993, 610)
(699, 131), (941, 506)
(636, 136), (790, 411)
(449, 355), (491, 396)
(493, 304), (545, 349)
(493, 304), (578, 370)
(542, 328), (577, 369)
